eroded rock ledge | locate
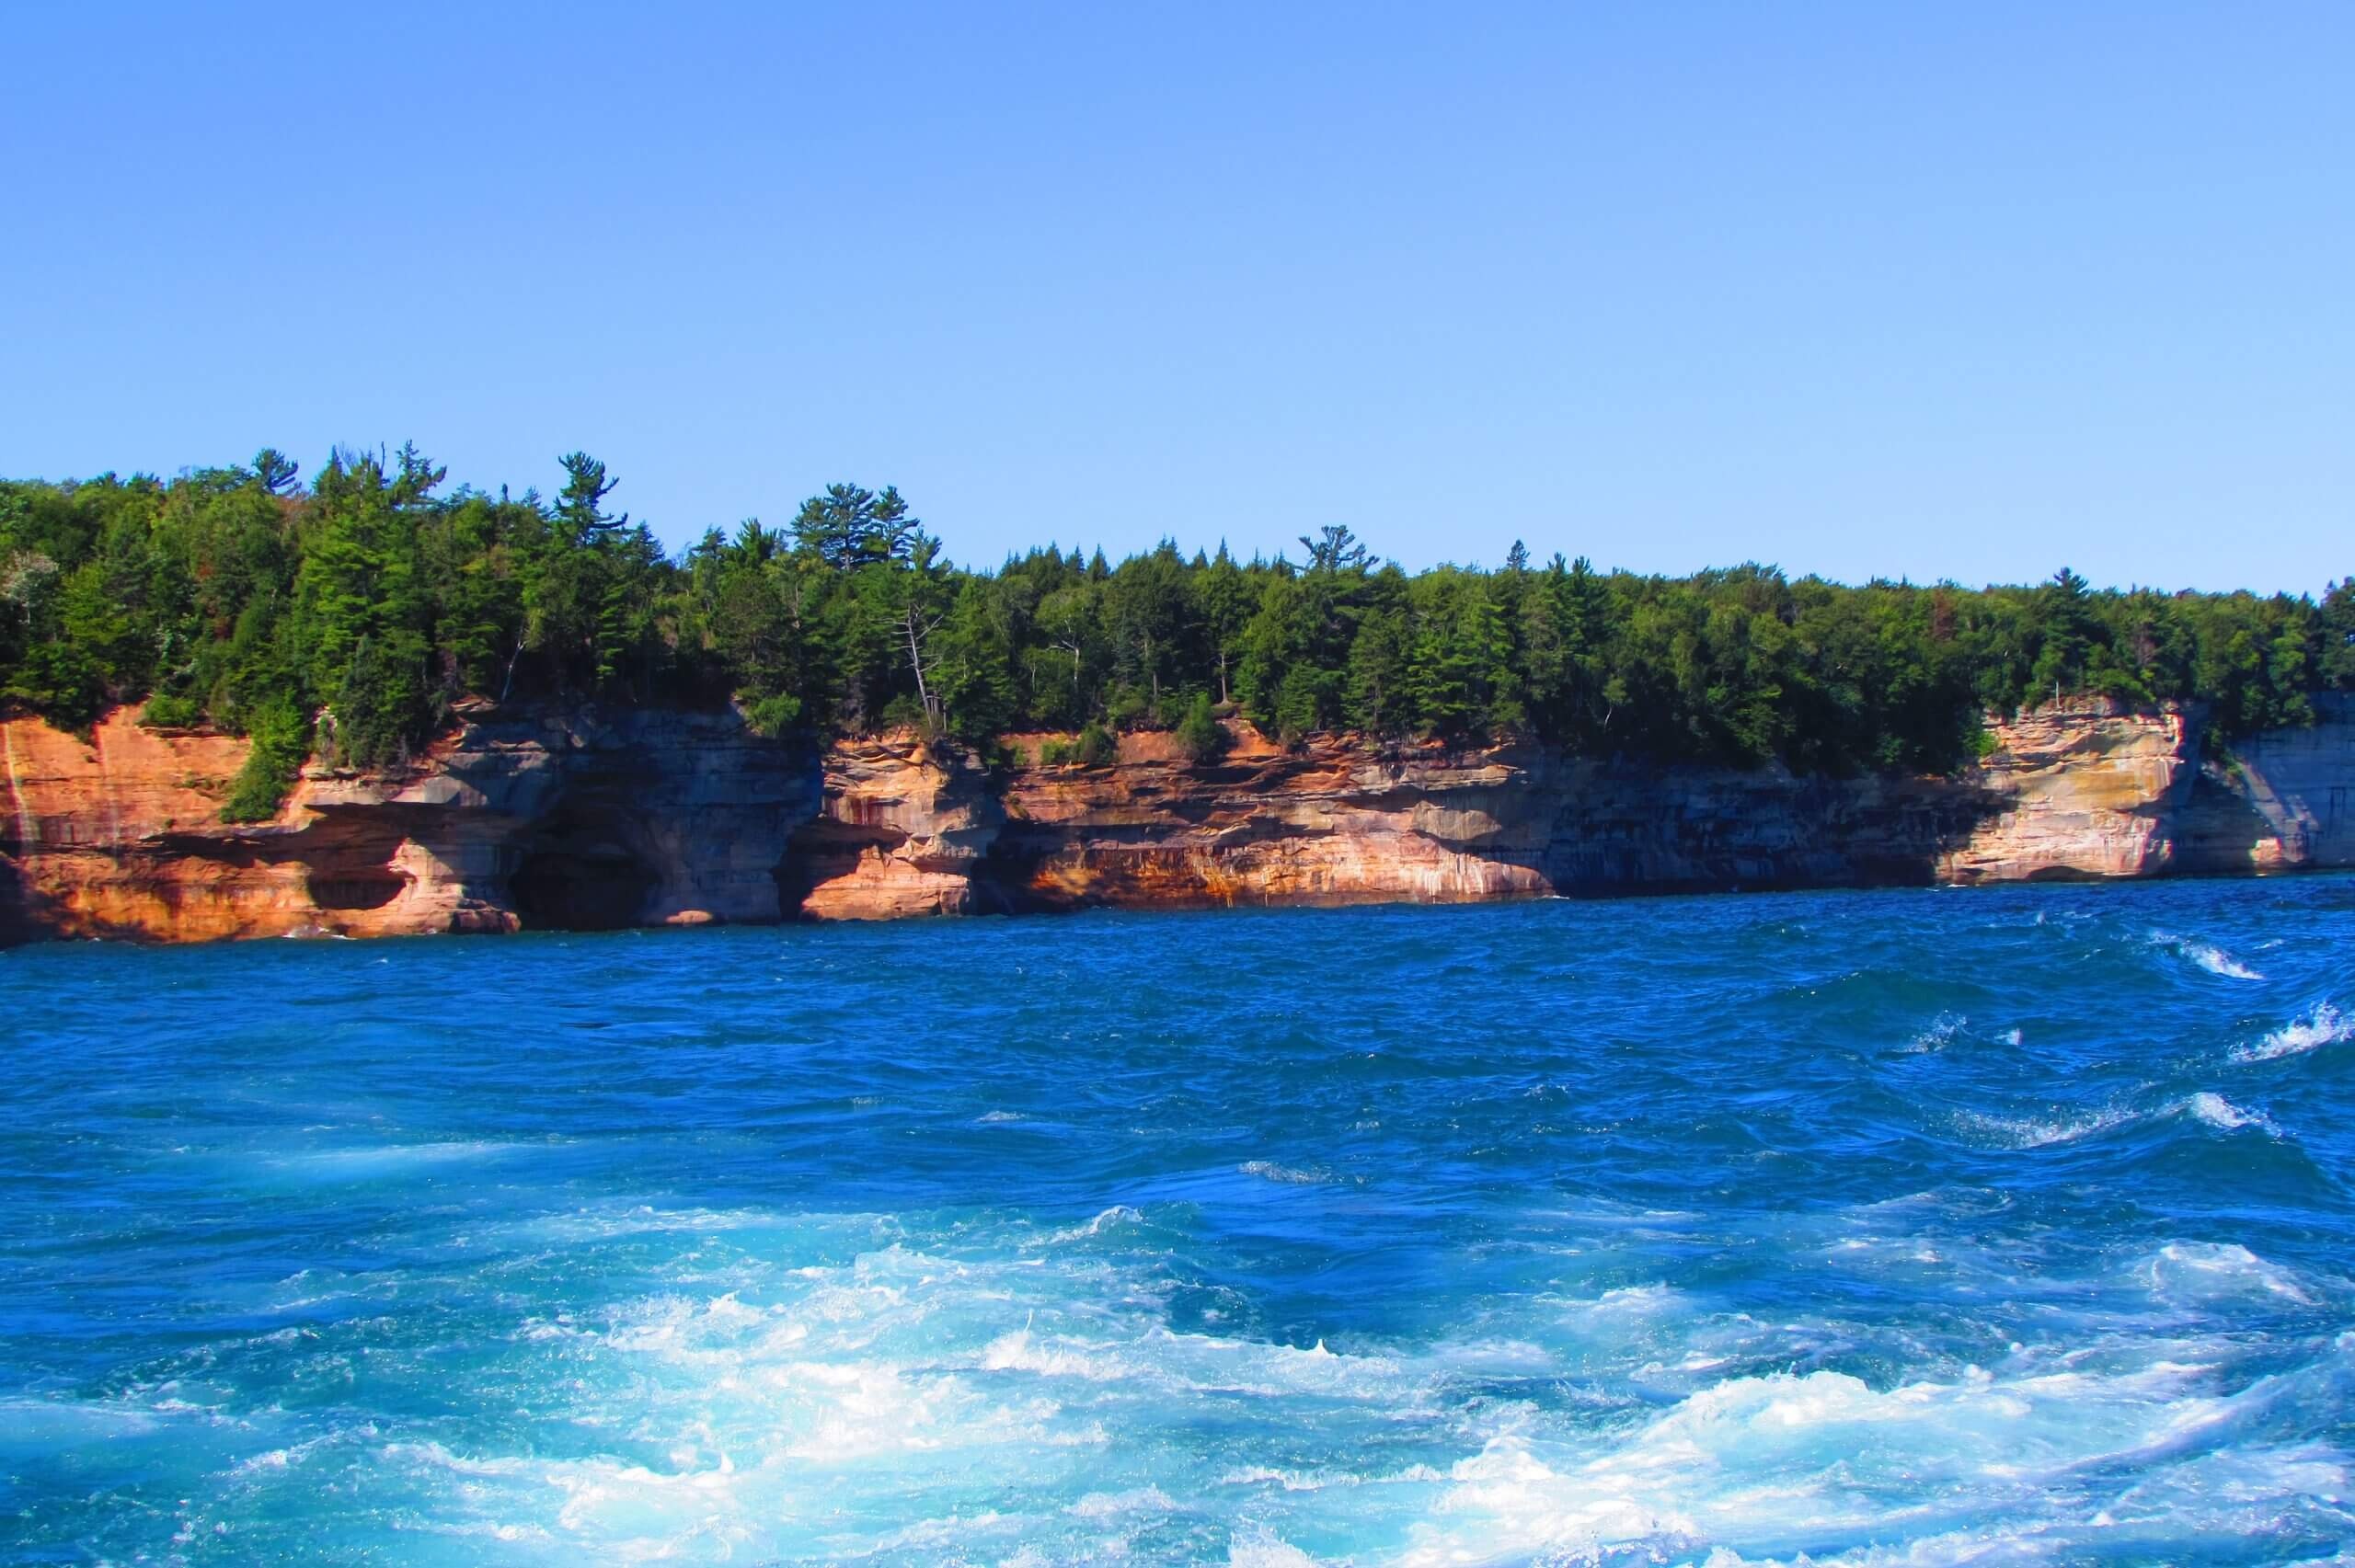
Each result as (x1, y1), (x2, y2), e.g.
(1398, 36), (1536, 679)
(2, 696), (2349, 943)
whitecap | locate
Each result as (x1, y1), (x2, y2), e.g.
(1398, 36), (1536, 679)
(1221, 1465), (1356, 1492)
(1069, 1484), (1177, 1518)
(1238, 1159), (1326, 1185)
(1558, 1283), (1688, 1324)
(1040, 1205), (1144, 1244)
(2234, 1003), (2350, 1063)
(982, 1327), (1132, 1381)
(1901, 1013), (1966, 1053)
(1956, 1104), (2135, 1150)
(266, 1140), (522, 1177)
(2141, 1241), (2315, 1306)
(2177, 1093), (2278, 1137)
(1227, 1531), (1323, 1567)
(2149, 930), (2265, 980)
(1390, 1353), (2299, 1567)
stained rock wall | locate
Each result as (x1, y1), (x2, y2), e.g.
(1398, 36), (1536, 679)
(0, 704), (819, 943)
(776, 700), (2355, 918)
(3, 696), (2350, 944)
(785, 736), (1004, 919)
(1932, 702), (2202, 883)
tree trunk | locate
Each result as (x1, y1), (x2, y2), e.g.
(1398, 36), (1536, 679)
(903, 604), (942, 726)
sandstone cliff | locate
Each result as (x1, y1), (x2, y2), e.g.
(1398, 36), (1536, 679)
(0, 705), (818, 944)
(2, 696), (2349, 944)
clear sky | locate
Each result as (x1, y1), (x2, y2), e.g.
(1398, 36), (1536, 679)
(3, 4), (2348, 592)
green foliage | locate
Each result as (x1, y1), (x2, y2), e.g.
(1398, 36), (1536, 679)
(138, 692), (201, 729)
(0, 453), (2345, 786)
(744, 692), (803, 738)
(555, 452), (626, 547)
(790, 484), (921, 571)
(2322, 578), (2355, 690)
(1175, 692), (1225, 763)
(220, 697), (311, 823)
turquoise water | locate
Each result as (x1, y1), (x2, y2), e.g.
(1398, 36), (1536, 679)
(4, 880), (2353, 1565)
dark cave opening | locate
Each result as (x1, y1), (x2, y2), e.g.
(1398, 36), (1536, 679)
(510, 809), (660, 932)
(307, 872), (408, 910)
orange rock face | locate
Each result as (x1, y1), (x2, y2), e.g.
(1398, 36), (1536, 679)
(787, 736), (1003, 919)
(2, 705), (820, 943)
(1936, 700), (2201, 883)
(989, 731), (1556, 911)
(3, 698), (2349, 944)
(0, 711), (319, 942)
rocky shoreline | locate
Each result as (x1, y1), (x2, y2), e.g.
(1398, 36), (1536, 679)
(3, 695), (2349, 944)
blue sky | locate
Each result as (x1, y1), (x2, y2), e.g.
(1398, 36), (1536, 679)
(3, 4), (2347, 591)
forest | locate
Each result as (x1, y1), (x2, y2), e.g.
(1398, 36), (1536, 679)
(3, 448), (2349, 820)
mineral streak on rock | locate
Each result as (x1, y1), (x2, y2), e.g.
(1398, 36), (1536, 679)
(2, 696), (2349, 944)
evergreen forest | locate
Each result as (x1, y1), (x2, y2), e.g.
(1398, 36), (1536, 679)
(3, 449), (2349, 820)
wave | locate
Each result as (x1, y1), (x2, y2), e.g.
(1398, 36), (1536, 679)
(1068, 1483), (1176, 1518)
(2177, 1092), (2278, 1136)
(72, 1207), (2346, 1564)
(1958, 1090), (2283, 1150)
(262, 1140), (524, 1179)
(1039, 1204), (1145, 1245)
(465, 1201), (880, 1250)
(21, 887), (2355, 1563)
(2234, 1003), (2351, 1063)
(1956, 1104), (2137, 1149)
(2140, 1241), (2316, 1306)
(1901, 1012), (1966, 1053)
(1390, 1349), (2345, 1566)
(2148, 930), (2266, 980)
(1238, 1158), (1327, 1185)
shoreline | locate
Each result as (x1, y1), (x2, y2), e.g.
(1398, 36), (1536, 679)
(5, 694), (2351, 946)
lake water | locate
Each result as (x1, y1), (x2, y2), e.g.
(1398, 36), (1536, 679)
(4, 879), (2352, 1564)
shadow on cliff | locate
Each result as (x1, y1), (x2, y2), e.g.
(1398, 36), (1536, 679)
(0, 852), (39, 945)
(509, 800), (663, 931)
(1562, 767), (2023, 895)
(773, 819), (893, 918)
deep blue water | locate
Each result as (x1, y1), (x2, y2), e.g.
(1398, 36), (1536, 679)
(3, 878), (2353, 1565)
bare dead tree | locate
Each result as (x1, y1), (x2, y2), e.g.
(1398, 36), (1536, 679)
(901, 600), (946, 727)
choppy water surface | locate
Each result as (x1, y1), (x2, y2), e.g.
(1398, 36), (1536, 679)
(5, 879), (2354, 1565)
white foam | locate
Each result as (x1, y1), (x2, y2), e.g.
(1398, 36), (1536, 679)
(2234, 1003), (2351, 1063)
(2142, 1242), (2315, 1306)
(1563, 1283), (1687, 1321)
(1227, 1531), (1323, 1566)
(270, 1139), (522, 1175)
(1221, 1465), (1356, 1492)
(1967, 1091), (2283, 1148)
(2150, 930), (2265, 980)
(1902, 1013), (1966, 1053)
(1957, 1104), (2135, 1149)
(1040, 1205), (1144, 1244)
(1238, 1159), (1327, 1185)
(1068, 1484), (1176, 1518)
(1392, 1353), (2313, 1567)
(982, 1327), (1131, 1382)
(2177, 1093), (2278, 1136)
(173, 1186), (2349, 1564)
